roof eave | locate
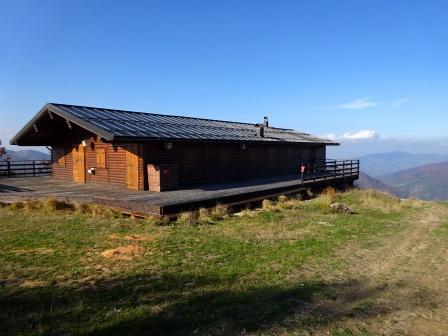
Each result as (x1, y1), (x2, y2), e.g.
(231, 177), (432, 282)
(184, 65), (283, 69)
(10, 103), (115, 145)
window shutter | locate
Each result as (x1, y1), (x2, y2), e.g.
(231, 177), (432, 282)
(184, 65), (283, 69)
(96, 148), (106, 168)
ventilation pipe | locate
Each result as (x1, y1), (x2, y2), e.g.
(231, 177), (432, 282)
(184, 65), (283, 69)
(256, 124), (265, 137)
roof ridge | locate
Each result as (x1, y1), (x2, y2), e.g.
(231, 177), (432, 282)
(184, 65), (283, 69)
(50, 102), (294, 131)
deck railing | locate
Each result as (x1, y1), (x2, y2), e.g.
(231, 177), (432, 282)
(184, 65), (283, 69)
(301, 159), (360, 183)
(0, 160), (51, 178)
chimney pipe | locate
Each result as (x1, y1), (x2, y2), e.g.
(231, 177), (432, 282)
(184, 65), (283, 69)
(256, 124), (265, 137)
(263, 116), (269, 127)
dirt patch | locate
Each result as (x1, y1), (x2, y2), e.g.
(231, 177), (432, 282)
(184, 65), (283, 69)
(13, 248), (55, 255)
(322, 203), (448, 335)
(107, 233), (153, 241)
(19, 279), (47, 288)
(101, 244), (145, 260)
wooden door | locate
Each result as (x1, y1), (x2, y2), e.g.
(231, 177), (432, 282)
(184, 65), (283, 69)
(72, 144), (86, 183)
(125, 144), (140, 190)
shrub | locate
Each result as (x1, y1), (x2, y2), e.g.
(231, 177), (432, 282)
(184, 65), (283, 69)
(210, 204), (230, 221)
(277, 195), (301, 210)
(10, 202), (24, 210)
(176, 211), (199, 225)
(24, 199), (44, 211)
(146, 215), (170, 226)
(323, 186), (337, 197)
(44, 198), (75, 211)
(262, 199), (279, 212)
(306, 189), (315, 199)
(198, 208), (214, 225)
(77, 203), (94, 214)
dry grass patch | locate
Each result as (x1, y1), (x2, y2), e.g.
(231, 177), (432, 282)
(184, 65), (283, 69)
(353, 189), (424, 213)
(176, 211), (199, 225)
(210, 203), (230, 220)
(13, 247), (55, 256)
(107, 233), (153, 242)
(19, 279), (48, 288)
(277, 195), (302, 210)
(100, 244), (145, 260)
(44, 197), (75, 211)
(262, 199), (280, 212)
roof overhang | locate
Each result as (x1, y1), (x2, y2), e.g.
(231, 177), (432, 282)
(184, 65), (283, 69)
(10, 103), (115, 146)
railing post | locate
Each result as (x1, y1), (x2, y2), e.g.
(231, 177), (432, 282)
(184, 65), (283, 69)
(334, 161), (336, 179)
(33, 161), (36, 176)
(7, 160), (11, 178)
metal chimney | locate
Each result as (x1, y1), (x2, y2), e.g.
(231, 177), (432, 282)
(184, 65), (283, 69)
(263, 116), (269, 127)
(256, 124), (265, 137)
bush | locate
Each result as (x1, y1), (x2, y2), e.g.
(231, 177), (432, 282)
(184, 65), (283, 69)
(77, 203), (94, 214)
(198, 208), (214, 224)
(262, 199), (279, 212)
(176, 211), (199, 225)
(210, 204), (230, 221)
(146, 215), (170, 226)
(10, 202), (24, 210)
(44, 198), (75, 211)
(24, 199), (44, 211)
(77, 203), (119, 218)
(91, 205), (119, 219)
(277, 195), (301, 210)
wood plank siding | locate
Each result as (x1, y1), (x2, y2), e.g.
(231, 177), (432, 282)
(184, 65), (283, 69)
(141, 141), (326, 189)
(52, 139), (325, 191)
(52, 140), (144, 190)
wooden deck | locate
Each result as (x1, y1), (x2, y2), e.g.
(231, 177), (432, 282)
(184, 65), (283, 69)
(0, 173), (358, 217)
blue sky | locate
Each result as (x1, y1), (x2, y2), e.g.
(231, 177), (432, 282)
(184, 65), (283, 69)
(1, 0), (448, 155)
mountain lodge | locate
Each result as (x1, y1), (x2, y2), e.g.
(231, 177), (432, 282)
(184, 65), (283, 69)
(10, 103), (341, 192)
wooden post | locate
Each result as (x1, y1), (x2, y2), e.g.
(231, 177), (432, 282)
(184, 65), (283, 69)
(334, 161), (337, 180)
(33, 161), (36, 176)
(7, 160), (11, 178)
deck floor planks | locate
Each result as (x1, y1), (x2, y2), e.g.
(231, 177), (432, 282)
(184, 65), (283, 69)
(0, 173), (358, 216)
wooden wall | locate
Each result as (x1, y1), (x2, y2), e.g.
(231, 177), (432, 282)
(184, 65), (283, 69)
(51, 146), (73, 180)
(52, 139), (327, 190)
(51, 139), (144, 189)
(142, 142), (327, 188)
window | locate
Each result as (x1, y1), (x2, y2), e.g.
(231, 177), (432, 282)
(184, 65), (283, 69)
(96, 148), (106, 168)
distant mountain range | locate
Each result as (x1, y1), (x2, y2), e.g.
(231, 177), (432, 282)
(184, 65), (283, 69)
(357, 151), (448, 177)
(1, 149), (50, 161)
(355, 172), (396, 195)
(380, 161), (448, 201)
(356, 150), (448, 201)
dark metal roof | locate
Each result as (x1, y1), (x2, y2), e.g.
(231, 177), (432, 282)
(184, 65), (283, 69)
(10, 103), (338, 145)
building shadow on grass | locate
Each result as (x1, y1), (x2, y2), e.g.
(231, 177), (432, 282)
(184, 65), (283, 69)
(0, 272), (427, 336)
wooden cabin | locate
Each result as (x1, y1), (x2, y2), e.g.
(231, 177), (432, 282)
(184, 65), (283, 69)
(10, 103), (338, 191)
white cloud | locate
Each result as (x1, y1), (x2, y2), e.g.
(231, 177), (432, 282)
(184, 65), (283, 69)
(391, 97), (412, 108)
(337, 98), (378, 110)
(323, 130), (379, 141)
(341, 130), (379, 140)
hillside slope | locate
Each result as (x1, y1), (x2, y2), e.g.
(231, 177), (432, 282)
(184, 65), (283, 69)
(355, 172), (397, 195)
(358, 151), (448, 177)
(380, 161), (448, 200)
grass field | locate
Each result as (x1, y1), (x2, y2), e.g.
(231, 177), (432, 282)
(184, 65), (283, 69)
(1, 189), (447, 335)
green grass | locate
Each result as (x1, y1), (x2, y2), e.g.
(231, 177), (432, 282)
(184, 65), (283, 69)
(0, 190), (421, 335)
